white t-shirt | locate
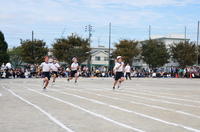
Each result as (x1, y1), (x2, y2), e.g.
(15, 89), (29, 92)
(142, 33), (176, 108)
(114, 62), (124, 72)
(125, 65), (131, 73)
(51, 63), (60, 72)
(40, 62), (51, 72)
(5, 63), (12, 69)
(71, 62), (79, 71)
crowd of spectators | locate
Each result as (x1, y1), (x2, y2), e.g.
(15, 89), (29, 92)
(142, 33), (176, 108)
(1, 62), (200, 79)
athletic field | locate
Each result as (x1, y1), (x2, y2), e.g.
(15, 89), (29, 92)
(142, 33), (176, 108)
(0, 78), (200, 132)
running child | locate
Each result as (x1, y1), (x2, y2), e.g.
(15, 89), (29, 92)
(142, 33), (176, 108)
(51, 58), (60, 83)
(125, 63), (131, 80)
(113, 56), (125, 90)
(40, 56), (51, 90)
(67, 57), (79, 83)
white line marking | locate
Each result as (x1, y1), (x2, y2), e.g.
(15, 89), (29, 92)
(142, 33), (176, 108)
(127, 87), (199, 98)
(3, 87), (74, 132)
(114, 92), (200, 108)
(58, 88), (200, 119)
(29, 89), (145, 132)
(121, 89), (200, 104)
(57, 84), (200, 108)
(0, 93), (2, 96)
(48, 89), (200, 132)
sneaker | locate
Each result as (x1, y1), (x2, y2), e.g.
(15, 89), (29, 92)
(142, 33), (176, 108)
(75, 80), (77, 83)
(43, 87), (46, 90)
(67, 79), (70, 82)
(113, 86), (115, 90)
(117, 83), (121, 89)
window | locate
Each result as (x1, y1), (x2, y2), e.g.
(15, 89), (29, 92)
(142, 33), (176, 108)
(95, 56), (101, 61)
(104, 57), (108, 61)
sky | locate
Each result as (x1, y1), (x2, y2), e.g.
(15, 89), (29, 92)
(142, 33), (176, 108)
(0, 0), (200, 48)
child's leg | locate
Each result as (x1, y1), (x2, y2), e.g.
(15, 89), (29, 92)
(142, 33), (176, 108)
(53, 74), (56, 82)
(75, 73), (78, 83)
(44, 77), (49, 88)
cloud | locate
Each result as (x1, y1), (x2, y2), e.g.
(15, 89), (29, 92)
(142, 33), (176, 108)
(0, 0), (199, 47)
(77, 0), (200, 8)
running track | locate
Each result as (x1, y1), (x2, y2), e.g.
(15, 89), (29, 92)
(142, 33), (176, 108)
(0, 78), (200, 132)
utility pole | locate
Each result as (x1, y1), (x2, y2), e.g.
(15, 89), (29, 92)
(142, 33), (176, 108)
(85, 25), (93, 45)
(31, 30), (35, 63)
(184, 26), (187, 43)
(149, 25), (151, 40)
(197, 21), (200, 65)
(108, 22), (111, 71)
(85, 25), (94, 71)
(32, 30), (34, 42)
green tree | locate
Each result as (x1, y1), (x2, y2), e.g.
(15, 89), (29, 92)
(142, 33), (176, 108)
(20, 39), (48, 64)
(8, 46), (23, 68)
(0, 31), (9, 65)
(112, 39), (140, 65)
(142, 39), (169, 68)
(170, 42), (197, 67)
(52, 34), (91, 64)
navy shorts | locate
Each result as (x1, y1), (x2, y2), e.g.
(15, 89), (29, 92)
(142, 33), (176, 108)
(115, 72), (124, 81)
(70, 70), (77, 77)
(52, 71), (58, 77)
(42, 72), (50, 80)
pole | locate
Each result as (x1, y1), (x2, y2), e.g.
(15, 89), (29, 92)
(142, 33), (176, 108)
(184, 26), (187, 43)
(85, 25), (93, 71)
(197, 21), (200, 65)
(108, 22), (111, 71)
(149, 25), (151, 40)
(31, 30), (34, 64)
(32, 30), (34, 42)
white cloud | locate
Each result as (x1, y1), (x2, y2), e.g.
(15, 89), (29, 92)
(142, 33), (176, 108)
(78, 0), (200, 8)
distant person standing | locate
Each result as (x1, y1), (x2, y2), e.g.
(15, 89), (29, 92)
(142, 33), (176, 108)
(51, 59), (60, 83)
(68, 57), (79, 83)
(5, 62), (12, 69)
(40, 56), (51, 90)
(1, 63), (5, 70)
(5, 62), (12, 78)
(113, 56), (125, 90)
(125, 64), (131, 80)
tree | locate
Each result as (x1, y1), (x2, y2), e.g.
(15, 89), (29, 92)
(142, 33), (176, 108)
(8, 46), (23, 68)
(170, 42), (197, 67)
(20, 39), (48, 64)
(0, 31), (9, 65)
(141, 39), (169, 68)
(112, 39), (140, 65)
(52, 34), (91, 64)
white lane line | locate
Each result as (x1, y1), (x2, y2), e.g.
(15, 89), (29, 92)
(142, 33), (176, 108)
(126, 87), (199, 99)
(59, 88), (200, 119)
(121, 89), (200, 104)
(0, 93), (2, 96)
(58, 85), (200, 109)
(3, 87), (74, 132)
(115, 92), (200, 108)
(98, 93), (200, 119)
(36, 89), (200, 132)
(28, 89), (145, 132)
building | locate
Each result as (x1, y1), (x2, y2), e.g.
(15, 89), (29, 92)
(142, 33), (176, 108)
(152, 34), (190, 48)
(132, 35), (190, 69)
(82, 45), (114, 70)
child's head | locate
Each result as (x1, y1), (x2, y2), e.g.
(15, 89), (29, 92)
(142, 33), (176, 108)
(44, 56), (49, 63)
(72, 57), (77, 63)
(53, 58), (57, 63)
(117, 56), (122, 62)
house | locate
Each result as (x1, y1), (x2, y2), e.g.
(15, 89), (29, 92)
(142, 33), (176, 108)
(82, 45), (114, 70)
